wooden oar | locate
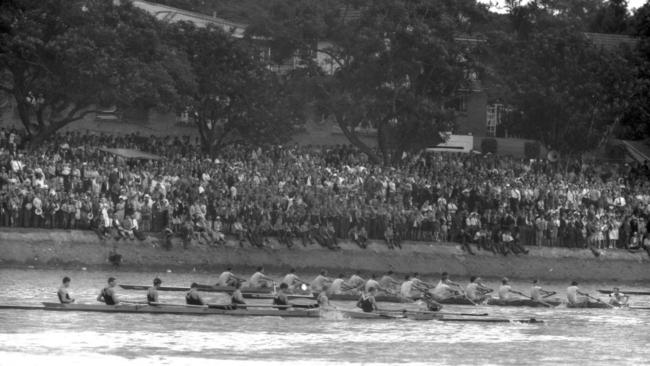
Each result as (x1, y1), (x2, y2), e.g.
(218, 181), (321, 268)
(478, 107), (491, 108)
(582, 293), (616, 308)
(510, 290), (553, 308)
(542, 291), (557, 299)
(150, 302), (207, 308)
(119, 300), (149, 305)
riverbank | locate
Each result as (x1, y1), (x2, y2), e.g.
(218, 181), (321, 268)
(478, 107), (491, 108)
(0, 228), (648, 281)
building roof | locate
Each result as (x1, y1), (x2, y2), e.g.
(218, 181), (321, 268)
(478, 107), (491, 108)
(132, 0), (247, 37)
(584, 32), (638, 51)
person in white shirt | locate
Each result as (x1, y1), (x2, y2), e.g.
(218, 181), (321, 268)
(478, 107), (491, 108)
(465, 276), (492, 302)
(608, 287), (629, 306)
(216, 267), (245, 287)
(281, 268), (306, 291)
(364, 274), (381, 293)
(379, 270), (401, 292)
(249, 266), (275, 288)
(566, 281), (588, 304)
(329, 274), (345, 294)
(343, 271), (365, 292)
(431, 272), (461, 301)
(310, 270), (332, 293)
(530, 279), (554, 301)
(400, 275), (415, 299)
(498, 277), (514, 300)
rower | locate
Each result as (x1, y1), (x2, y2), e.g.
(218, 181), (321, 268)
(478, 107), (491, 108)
(530, 279), (553, 301)
(329, 274), (345, 294)
(608, 287), (629, 306)
(356, 287), (379, 313)
(498, 277), (514, 300)
(97, 277), (119, 305)
(273, 283), (291, 310)
(216, 267), (245, 287)
(186, 283), (205, 306)
(249, 266), (275, 288)
(566, 281), (588, 305)
(231, 281), (247, 308)
(344, 271), (365, 292)
(310, 270), (333, 292)
(364, 274), (381, 293)
(379, 270), (401, 292)
(400, 275), (414, 299)
(57, 276), (75, 304)
(282, 268), (307, 291)
(147, 278), (162, 304)
(411, 272), (431, 293)
(465, 276), (491, 302)
(431, 272), (461, 301)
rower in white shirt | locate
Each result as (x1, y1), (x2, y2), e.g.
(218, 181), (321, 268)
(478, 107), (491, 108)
(608, 287), (629, 306)
(566, 281), (588, 305)
(364, 274), (381, 293)
(431, 272), (461, 301)
(498, 278), (514, 300)
(281, 268), (307, 291)
(400, 275), (415, 299)
(329, 274), (345, 294)
(465, 276), (492, 302)
(248, 266), (275, 288)
(343, 271), (365, 292)
(379, 270), (401, 292)
(216, 267), (245, 287)
(530, 279), (554, 301)
(310, 270), (332, 292)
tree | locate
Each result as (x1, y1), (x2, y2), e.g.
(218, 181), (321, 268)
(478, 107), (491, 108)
(492, 15), (636, 153)
(0, 0), (189, 143)
(164, 23), (302, 156)
(250, 0), (489, 164)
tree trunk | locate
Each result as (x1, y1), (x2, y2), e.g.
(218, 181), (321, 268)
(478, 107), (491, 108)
(336, 114), (381, 164)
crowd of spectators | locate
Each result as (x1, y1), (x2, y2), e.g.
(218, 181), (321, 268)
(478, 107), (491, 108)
(1, 127), (649, 256)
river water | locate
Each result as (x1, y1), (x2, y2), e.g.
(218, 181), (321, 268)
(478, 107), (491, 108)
(0, 268), (649, 366)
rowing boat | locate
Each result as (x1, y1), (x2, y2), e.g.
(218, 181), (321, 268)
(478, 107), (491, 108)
(439, 317), (544, 324)
(597, 290), (650, 296)
(337, 310), (408, 319)
(486, 298), (563, 307)
(327, 293), (412, 303)
(566, 301), (616, 309)
(119, 284), (313, 299)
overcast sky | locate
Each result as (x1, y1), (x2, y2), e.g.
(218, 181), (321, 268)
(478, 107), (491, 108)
(477, 0), (648, 13)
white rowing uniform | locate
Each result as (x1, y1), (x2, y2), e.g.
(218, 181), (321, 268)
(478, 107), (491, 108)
(400, 280), (414, 298)
(216, 271), (233, 286)
(365, 279), (380, 292)
(347, 275), (364, 290)
(431, 282), (453, 300)
(310, 275), (330, 292)
(379, 275), (396, 289)
(466, 282), (478, 300)
(330, 278), (344, 294)
(282, 273), (299, 287)
(498, 285), (512, 300)
(249, 271), (267, 288)
(566, 285), (580, 304)
(530, 285), (542, 301)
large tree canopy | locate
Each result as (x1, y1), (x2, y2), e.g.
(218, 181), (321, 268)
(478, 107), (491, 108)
(0, 0), (191, 143)
(250, 0), (491, 164)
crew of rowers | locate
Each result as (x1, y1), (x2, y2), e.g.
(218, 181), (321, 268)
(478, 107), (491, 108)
(57, 269), (631, 310)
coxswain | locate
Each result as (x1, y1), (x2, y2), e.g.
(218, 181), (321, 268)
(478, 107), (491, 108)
(465, 276), (491, 302)
(498, 277), (514, 300)
(379, 270), (401, 292)
(282, 268), (307, 291)
(249, 266), (275, 288)
(530, 279), (553, 301)
(231, 281), (247, 308)
(186, 283), (205, 306)
(57, 276), (75, 304)
(97, 277), (119, 305)
(273, 283), (291, 310)
(147, 278), (162, 304)
(329, 274), (345, 294)
(216, 267), (245, 287)
(566, 281), (588, 305)
(356, 287), (378, 313)
(310, 270), (333, 292)
(608, 287), (629, 306)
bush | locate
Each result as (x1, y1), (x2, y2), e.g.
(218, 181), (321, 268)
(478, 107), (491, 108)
(481, 138), (497, 154)
(524, 142), (541, 159)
